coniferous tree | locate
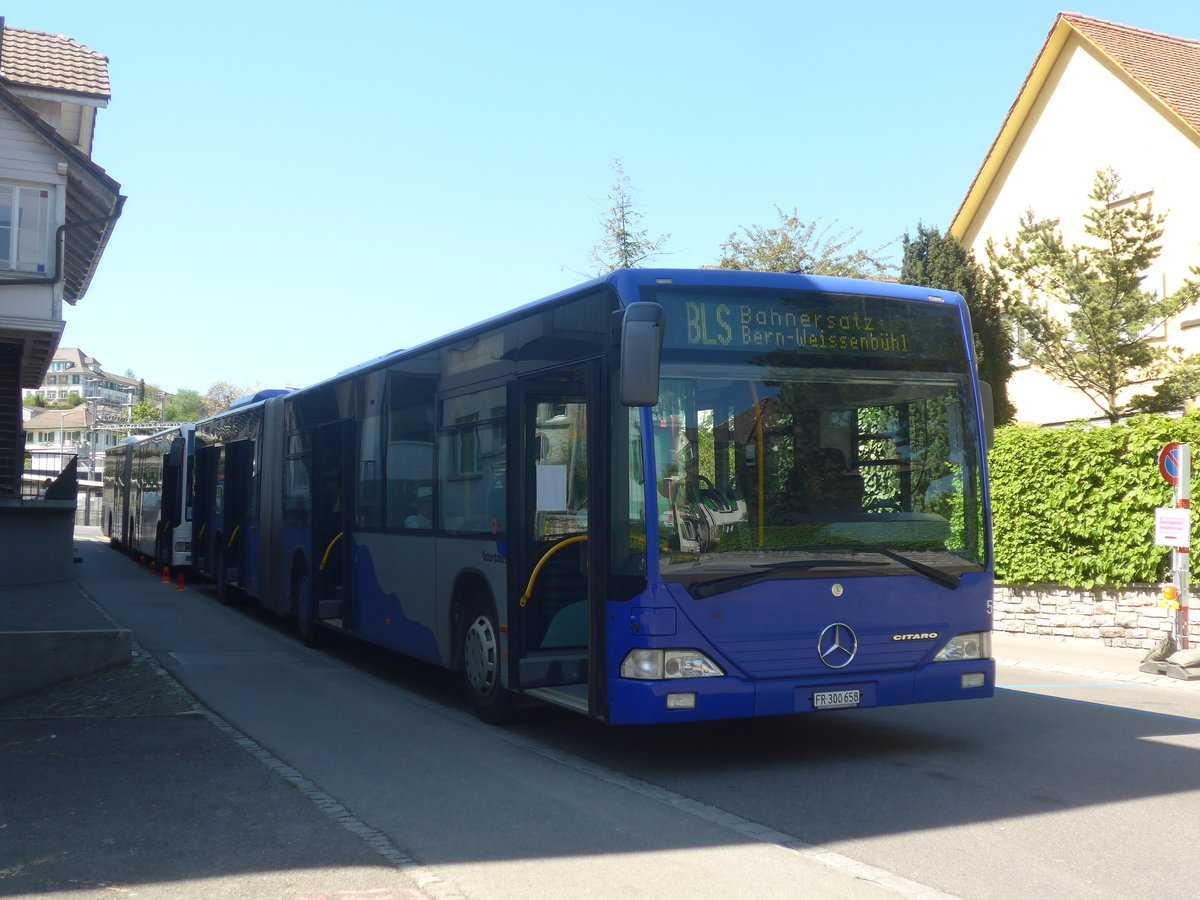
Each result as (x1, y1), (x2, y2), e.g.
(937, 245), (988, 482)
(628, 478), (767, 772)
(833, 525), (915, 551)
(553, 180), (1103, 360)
(589, 158), (670, 274)
(989, 168), (1200, 423)
(901, 225), (1015, 425)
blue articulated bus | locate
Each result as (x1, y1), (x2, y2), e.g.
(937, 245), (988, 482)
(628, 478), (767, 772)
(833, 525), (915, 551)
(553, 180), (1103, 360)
(192, 390), (290, 604)
(102, 424), (196, 570)
(188, 269), (995, 725)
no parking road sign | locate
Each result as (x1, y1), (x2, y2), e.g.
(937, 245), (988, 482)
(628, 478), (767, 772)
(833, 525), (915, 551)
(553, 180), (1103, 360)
(1160, 442), (1187, 485)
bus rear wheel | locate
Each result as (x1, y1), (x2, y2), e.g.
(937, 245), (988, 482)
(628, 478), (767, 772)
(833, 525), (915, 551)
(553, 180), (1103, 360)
(215, 546), (236, 606)
(462, 599), (512, 724)
(294, 559), (330, 648)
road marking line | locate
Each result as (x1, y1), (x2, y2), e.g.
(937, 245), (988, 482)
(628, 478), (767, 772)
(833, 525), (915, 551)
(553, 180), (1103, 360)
(997, 657), (1200, 692)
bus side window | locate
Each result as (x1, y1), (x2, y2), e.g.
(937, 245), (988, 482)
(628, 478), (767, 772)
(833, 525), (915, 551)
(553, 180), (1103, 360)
(439, 387), (506, 534)
(357, 415), (383, 528)
(284, 434), (310, 528)
(385, 372), (436, 531)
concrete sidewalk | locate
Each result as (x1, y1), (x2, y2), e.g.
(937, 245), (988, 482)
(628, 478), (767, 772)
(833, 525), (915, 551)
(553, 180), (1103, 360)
(0, 655), (444, 900)
(0, 538), (450, 900)
(993, 630), (1200, 689)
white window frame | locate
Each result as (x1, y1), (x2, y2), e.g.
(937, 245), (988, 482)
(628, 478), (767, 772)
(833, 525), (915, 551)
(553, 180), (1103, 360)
(0, 183), (54, 274)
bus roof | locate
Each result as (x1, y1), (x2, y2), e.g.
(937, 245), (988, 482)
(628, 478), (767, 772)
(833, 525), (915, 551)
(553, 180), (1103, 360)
(308, 268), (968, 391)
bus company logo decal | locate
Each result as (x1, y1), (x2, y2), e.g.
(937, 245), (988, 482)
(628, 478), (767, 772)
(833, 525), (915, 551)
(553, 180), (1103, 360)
(817, 623), (857, 669)
(892, 632), (939, 642)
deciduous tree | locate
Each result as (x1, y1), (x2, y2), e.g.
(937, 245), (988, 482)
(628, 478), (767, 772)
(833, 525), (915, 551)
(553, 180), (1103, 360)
(164, 388), (208, 422)
(715, 206), (893, 278)
(203, 381), (243, 415)
(131, 400), (162, 423)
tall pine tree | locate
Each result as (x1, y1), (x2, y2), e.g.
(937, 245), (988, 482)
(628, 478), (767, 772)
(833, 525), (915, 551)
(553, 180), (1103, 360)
(901, 225), (1015, 425)
(589, 159), (670, 274)
(989, 168), (1200, 423)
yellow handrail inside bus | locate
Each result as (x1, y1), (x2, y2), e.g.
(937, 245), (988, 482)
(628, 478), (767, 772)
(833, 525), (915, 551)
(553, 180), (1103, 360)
(198, 523), (206, 540)
(319, 532), (344, 572)
(227, 524), (240, 549)
(519, 535), (588, 608)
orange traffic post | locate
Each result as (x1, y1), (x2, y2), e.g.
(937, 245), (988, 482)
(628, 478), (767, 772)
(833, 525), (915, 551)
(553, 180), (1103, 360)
(162, 565), (170, 584)
(176, 571), (186, 592)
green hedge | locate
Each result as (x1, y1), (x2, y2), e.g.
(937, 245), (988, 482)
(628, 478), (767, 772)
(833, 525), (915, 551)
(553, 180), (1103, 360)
(990, 414), (1200, 589)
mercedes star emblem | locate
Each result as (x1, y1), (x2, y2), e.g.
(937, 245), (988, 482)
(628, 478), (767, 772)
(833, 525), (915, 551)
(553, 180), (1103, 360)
(818, 622), (858, 669)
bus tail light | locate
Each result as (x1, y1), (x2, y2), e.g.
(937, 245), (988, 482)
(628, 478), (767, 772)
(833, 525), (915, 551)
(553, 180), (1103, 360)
(620, 649), (724, 680)
(933, 632), (992, 662)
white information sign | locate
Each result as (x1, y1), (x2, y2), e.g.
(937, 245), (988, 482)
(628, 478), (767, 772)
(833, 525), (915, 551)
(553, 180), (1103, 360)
(536, 464), (568, 511)
(1155, 507), (1191, 547)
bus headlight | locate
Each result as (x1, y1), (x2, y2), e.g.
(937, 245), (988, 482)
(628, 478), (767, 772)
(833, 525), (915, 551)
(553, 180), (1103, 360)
(620, 649), (725, 680)
(933, 632), (992, 662)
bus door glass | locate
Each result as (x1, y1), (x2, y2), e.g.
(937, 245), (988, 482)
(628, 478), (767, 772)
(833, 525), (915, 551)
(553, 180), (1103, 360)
(512, 381), (597, 710)
(311, 419), (354, 630)
(193, 444), (219, 572)
(223, 439), (254, 588)
(162, 438), (184, 528)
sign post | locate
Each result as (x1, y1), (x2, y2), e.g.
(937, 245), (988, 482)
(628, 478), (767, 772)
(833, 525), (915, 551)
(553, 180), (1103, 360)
(1145, 443), (1199, 680)
(1170, 444), (1190, 652)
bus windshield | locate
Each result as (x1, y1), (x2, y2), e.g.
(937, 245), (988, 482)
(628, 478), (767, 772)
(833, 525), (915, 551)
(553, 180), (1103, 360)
(630, 286), (987, 594)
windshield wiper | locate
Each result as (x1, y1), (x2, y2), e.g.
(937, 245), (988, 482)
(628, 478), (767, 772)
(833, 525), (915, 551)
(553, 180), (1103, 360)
(804, 546), (961, 590)
(688, 560), (886, 599)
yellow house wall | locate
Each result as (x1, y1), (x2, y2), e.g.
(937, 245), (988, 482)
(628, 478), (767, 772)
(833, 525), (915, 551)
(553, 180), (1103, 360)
(962, 36), (1200, 424)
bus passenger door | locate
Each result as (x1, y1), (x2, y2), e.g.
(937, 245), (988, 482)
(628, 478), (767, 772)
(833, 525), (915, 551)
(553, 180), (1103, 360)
(192, 444), (219, 575)
(311, 419), (354, 631)
(158, 437), (185, 566)
(220, 439), (254, 599)
(511, 378), (602, 717)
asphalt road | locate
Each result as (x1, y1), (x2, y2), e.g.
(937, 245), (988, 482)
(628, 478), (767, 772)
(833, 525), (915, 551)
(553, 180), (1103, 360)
(73, 530), (1200, 899)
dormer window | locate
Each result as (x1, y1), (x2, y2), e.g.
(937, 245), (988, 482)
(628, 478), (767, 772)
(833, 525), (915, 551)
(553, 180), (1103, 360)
(0, 184), (52, 273)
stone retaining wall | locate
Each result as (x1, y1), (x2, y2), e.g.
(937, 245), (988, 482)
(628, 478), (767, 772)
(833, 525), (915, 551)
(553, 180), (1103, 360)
(994, 583), (1200, 650)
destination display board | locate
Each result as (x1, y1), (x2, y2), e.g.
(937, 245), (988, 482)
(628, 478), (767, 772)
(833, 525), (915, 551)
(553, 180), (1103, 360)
(650, 288), (969, 370)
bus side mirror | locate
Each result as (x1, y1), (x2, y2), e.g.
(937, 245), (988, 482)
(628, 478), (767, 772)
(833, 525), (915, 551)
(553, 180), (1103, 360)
(979, 381), (995, 451)
(619, 302), (665, 407)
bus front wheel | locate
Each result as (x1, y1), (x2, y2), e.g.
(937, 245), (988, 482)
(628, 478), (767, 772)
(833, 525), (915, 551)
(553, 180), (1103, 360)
(462, 598), (512, 724)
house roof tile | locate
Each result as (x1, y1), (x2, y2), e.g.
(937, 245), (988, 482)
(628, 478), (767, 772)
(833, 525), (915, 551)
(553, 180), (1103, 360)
(950, 13), (1200, 241)
(1062, 13), (1200, 134)
(0, 24), (110, 100)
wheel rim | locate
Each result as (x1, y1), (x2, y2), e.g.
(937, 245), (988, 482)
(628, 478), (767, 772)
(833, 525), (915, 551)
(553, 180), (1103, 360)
(464, 614), (498, 697)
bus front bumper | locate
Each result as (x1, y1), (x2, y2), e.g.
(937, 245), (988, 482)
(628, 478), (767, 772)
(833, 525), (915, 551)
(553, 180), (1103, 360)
(605, 659), (995, 725)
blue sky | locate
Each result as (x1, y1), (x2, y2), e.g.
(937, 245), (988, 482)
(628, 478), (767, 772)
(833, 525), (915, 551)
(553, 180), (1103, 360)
(6, 1), (1199, 394)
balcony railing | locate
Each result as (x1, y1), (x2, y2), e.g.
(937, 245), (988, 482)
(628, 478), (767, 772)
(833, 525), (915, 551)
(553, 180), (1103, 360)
(21, 454), (79, 502)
